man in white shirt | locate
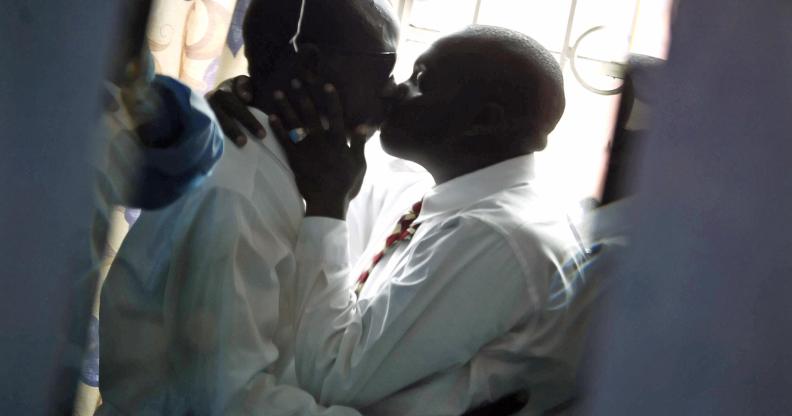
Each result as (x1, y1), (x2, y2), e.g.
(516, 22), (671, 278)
(208, 78), (436, 263)
(98, 0), (400, 414)
(274, 26), (587, 415)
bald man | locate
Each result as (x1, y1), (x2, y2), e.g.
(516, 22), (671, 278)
(97, 1), (398, 414)
(275, 26), (587, 415)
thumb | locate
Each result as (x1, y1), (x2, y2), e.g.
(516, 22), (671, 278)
(350, 125), (369, 163)
(269, 115), (298, 161)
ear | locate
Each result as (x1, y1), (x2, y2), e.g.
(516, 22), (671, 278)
(294, 43), (322, 84)
(463, 102), (506, 137)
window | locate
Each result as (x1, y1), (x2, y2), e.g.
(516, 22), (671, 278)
(384, 0), (672, 205)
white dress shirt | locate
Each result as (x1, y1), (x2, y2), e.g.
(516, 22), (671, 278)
(293, 154), (587, 415)
(347, 136), (434, 261)
(99, 108), (359, 416)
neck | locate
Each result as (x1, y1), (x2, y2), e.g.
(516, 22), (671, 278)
(424, 150), (529, 184)
(423, 133), (540, 183)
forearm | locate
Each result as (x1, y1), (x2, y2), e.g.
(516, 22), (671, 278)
(293, 217), (354, 325)
(293, 218), (446, 407)
(292, 217), (362, 401)
(292, 218), (530, 407)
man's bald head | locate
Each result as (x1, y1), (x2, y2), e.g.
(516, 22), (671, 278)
(435, 25), (565, 141)
(381, 25), (565, 170)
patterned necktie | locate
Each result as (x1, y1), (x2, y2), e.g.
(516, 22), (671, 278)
(355, 200), (424, 296)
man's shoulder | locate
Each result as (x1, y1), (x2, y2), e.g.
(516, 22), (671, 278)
(442, 186), (577, 276)
(202, 141), (272, 198)
(126, 138), (301, 245)
(456, 185), (570, 237)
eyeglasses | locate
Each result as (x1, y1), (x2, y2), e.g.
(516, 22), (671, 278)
(324, 48), (397, 79)
(321, 48), (396, 58)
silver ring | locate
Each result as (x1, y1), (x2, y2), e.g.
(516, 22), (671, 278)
(288, 127), (308, 143)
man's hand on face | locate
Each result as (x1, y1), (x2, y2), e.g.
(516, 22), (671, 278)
(269, 79), (369, 220)
(206, 75), (267, 147)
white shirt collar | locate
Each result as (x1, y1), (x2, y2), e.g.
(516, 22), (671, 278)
(416, 154), (535, 224)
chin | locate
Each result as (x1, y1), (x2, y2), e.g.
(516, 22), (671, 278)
(378, 124), (398, 154)
(379, 121), (411, 158)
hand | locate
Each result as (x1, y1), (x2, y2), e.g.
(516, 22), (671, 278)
(102, 0), (154, 113)
(107, 0), (154, 86)
(269, 80), (369, 220)
(118, 52), (161, 127)
(206, 75), (267, 147)
(104, 1), (161, 125)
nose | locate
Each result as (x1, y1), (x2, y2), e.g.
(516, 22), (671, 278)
(380, 76), (402, 101)
(379, 76), (400, 117)
(380, 76), (414, 109)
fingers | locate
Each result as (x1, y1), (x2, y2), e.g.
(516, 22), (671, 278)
(273, 90), (302, 131)
(211, 90), (266, 139)
(268, 115), (294, 155)
(273, 79), (324, 142)
(350, 125), (369, 163)
(212, 103), (247, 147)
(290, 79), (324, 134)
(323, 84), (346, 148)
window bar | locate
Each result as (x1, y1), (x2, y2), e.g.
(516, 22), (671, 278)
(396, 0), (415, 48)
(628, 0), (642, 52)
(397, 0), (414, 27)
(472, 0), (484, 24)
(559, 0), (579, 70)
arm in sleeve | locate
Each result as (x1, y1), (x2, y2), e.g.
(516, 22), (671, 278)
(167, 190), (359, 416)
(293, 215), (534, 407)
(99, 75), (224, 209)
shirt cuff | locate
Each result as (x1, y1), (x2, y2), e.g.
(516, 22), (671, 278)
(296, 217), (350, 276)
(133, 79), (185, 148)
(101, 75), (223, 209)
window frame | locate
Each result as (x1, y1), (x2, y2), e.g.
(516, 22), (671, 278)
(391, 0), (646, 95)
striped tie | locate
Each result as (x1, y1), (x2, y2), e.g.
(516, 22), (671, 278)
(355, 200), (423, 296)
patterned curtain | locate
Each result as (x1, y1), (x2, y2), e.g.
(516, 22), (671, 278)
(147, 0), (250, 94)
(73, 1), (251, 414)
